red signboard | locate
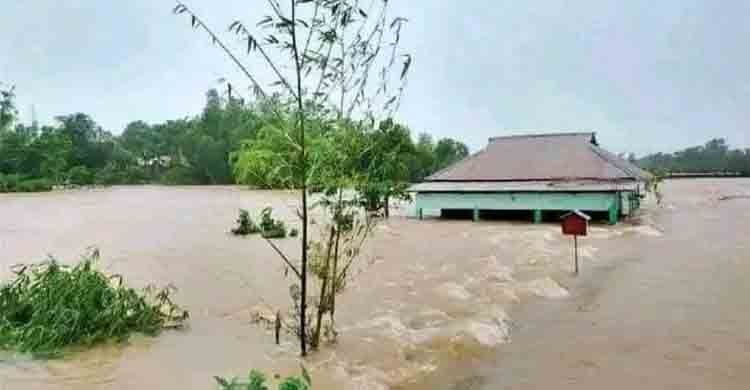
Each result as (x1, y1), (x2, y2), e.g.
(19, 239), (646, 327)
(561, 210), (590, 236)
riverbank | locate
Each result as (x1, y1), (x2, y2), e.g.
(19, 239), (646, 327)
(0, 175), (53, 193)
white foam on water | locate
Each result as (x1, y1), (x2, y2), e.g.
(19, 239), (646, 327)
(486, 263), (515, 283)
(628, 225), (663, 237)
(465, 320), (510, 347)
(523, 277), (570, 299)
(436, 282), (472, 300)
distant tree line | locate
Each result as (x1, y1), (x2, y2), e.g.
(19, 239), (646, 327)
(636, 138), (750, 176)
(0, 83), (468, 192)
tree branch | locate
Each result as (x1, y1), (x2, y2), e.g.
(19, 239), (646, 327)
(173, 2), (268, 99)
(300, 0), (321, 70)
(233, 23), (298, 101)
(263, 237), (302, 279)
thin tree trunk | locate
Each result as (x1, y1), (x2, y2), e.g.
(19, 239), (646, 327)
(384, 194), (390, 218)
(329, 190), (344, 331)
(312, 225), (336, 349)
(290, 0), (308, 357)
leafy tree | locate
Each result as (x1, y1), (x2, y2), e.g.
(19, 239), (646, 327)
(0, 83), (17, 132)
(0, 82), (467, 194)
(410, 132), (436, 181)
(433, 138), (469, 172)
(637, 138), (750, 176)
(0, 130), (28, 174)
(55, 113), (115, 170)
(232, 112), (299, 189)
(359, 119), (414, 217)
(121, 121), (157, 162)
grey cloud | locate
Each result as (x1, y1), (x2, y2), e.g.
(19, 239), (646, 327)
(2, 0), (748, 156)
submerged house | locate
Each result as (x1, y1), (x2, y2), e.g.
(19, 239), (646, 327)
(409, 132), (651, 224)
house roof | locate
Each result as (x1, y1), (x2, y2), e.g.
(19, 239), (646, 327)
(425, 132), (651, 182)
(408, 180), (641, 193)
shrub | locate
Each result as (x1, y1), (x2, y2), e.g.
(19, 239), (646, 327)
(15, 178), (53, 192)
(229, 208), (289, 239)
(231, 209), (260, 236)
(215, 368), (310, 390)
(259, 207), (287, 239)
(0, 249), (188, 356)
(0, 173), (22, 192)
(160, 165), (196, 185)
(289, 228), (299, 238)
(94, 163), (148, 185)
(67, 166), (94, 186)
(0, 175), (53, 193)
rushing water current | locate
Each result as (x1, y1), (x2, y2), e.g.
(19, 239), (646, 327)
(1, 179), (748, 389)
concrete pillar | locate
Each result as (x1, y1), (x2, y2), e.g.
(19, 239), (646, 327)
(608, 204), (618, 225)
(533, 209), (542, 224)
(417, 208), (423, 220)
(472, 207), (480, 222)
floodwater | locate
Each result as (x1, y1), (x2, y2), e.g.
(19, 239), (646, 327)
(0, 179), (748, 389)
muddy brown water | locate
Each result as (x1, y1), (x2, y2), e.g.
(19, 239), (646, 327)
(0, 179), (748, 389)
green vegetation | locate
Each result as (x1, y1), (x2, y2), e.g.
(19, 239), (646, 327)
(230, 208), (290, 238)
(0, 82), (466, 194)
(259, 207), (288, 239)
(0, 174), (53, 193)
(231, 209), (260, 236)
(307, 195), (373, 349)
(0, 250), (188, 356)
(637, 138), (750, 176)
(172, 0), (420, 357)
(215, 369), (310, 390)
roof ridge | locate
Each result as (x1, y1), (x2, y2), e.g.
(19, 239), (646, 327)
(587, 143), (638, 178)
(488, 132), (595, 143)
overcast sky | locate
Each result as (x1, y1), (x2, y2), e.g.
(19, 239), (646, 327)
(2, 0), (748, 156)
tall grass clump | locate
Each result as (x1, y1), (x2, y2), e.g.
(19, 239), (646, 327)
(230, 208), (289, 238)
(215, 368), (310, 390)
(232, 209), (260, 236)
(259, 207), (287, 239)
(0, 249), (188, 356)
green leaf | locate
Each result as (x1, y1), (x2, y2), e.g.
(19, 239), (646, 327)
(247, 36), (258, 53)
(257, 15), (274, 27)
(384, 96), (397, 108)
(229, 21), (242, 33)
(265, 35), (280, 45)
(358, 9), (368, 18)
(400, 54), (412, 80)
(278, 17), (295, 29)
(214, 376), (231, 388)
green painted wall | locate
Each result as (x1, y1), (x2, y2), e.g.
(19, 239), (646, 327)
(415, 191), (620, 213)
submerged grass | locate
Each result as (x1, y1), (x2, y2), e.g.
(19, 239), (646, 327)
(0, 249), (188, 356)
(230, 207), (289, 239)
(232, 209), (261, 236)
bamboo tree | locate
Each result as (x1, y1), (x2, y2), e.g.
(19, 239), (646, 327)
(172, 0), (410, 356)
